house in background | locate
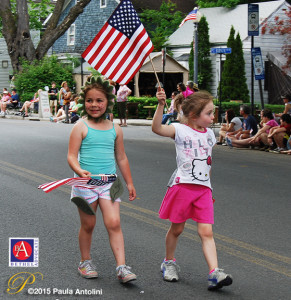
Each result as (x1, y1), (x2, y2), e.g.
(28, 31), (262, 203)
(54, 0), (188, 95)
(168, 0), (291, 104)
(0, 39), (12, 91)
(52, 0), (119, 60)
(0, 31), (40, 91)
(73, 52), (188, 97)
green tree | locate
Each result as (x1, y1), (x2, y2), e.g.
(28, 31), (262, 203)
(197, 16), (212, 91)
(0, 0), (92, 72)
(14, 56), (75, 101)
(140, 0), (183, 51)
(233, 33), (249, 101)
(197, 0), (276, 8)
(220, 26), (249, 102)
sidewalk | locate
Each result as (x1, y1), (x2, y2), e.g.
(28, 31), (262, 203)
(3, 113), (221, 136)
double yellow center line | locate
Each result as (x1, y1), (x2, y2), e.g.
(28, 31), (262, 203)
(1, 160), (290, 278)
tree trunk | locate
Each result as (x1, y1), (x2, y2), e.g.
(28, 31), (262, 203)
(0, 0), (92, 73)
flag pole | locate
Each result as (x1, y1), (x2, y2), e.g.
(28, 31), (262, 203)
(149, 55), (168, 109)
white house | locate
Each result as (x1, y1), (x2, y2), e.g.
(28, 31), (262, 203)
(168, 0), (290, 104)
(0, 39), (13, 91)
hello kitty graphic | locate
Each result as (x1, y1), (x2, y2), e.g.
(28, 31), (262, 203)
(191, 156), (212, 182)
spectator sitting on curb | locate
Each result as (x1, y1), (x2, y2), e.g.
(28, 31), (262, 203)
(7, 89), (20, 109)
(19, 90), (41, 117)
(161, 91), (178, 124)
(226, 109), (277, 149)
(69, 95), (81, 123)
(50, 106), (66, 123)
(226, 105), (258, 147)
(3, 88), (11, 97)
(274, 94), (291, 119)
(0, 90), (12, 116)
(268, 113), (291, 153)
(217, 109), (242, 145)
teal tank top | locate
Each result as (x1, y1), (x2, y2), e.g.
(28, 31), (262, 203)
(79, 121), (116, 176)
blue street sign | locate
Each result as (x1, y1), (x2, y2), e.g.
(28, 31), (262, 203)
(211, 48), (232, 54)
(248, 4), (259, 36)
(251, 47), (265, 80)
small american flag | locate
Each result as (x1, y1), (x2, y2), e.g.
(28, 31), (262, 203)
(82, 0), (154, 85)
(179, 8), (198, 27)
(38, 175), (117, 193)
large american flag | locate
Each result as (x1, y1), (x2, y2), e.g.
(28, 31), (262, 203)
(179, 8), (198, 27)
(82, 0), (153, 85)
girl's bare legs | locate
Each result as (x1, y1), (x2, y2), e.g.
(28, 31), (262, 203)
(165, 222), (185, 260)
(78, 201), (98, 261)
(197, 223), (218, 272)
(98, 199), (125, 267)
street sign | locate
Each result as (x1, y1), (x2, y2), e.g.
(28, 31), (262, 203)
(211, 48), (232, 54)
(248, 4), (259, 36)
(251, 47), (265, 80)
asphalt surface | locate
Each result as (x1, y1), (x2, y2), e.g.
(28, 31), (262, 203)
(1, 119), (290, 300)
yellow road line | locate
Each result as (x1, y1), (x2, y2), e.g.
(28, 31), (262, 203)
(120, 209), (291, 278)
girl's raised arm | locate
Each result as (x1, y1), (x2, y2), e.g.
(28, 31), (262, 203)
(152, 89), (175, 138)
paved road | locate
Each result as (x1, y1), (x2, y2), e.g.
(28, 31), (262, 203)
(1, 119), (290, 300)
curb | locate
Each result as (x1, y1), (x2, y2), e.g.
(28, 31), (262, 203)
(2, 114), (222, 129)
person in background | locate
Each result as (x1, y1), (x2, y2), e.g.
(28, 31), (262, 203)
(3, 88), (11, 97)
(63, 86), (72, 124)
(116, 84), (131, 127)
(162, 91), (179, 124)
(268, 113), (291, 153)
(217, 109), (242, 145)
(183, 81), (199, 98)
(177, 82), (186, 96)
(48, 82), (59, 116)
(226, 105), (258, 146)
(226, 109), (277, 149)
(59, 81), (68, 107)
(19, 89), (41, 117)
(0, 90), (12, 116)
(274, 94), (291, 118)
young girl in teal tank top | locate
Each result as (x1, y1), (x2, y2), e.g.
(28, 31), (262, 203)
(67, 75), (137, 283)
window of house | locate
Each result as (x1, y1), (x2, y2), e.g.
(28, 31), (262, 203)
(100, 0), (106, 8)
(67, 24), (75, 46)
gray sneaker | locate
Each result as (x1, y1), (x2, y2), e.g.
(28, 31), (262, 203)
(78, 259), (98, 278)
(161, 260), (180, 282)
(208, 268), (232, 290)
(116, 265), (137, 283)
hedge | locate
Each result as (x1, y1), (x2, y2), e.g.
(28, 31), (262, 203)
(112, 97), (285, 119)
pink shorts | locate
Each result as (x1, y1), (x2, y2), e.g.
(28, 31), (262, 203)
(71, 182), (121, 204)
(159, 184), (214, 224)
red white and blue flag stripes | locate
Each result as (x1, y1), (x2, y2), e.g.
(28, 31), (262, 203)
(179, 8), (198, 27)
(82, 0), (153, 85)
(38, 175), (117, 193)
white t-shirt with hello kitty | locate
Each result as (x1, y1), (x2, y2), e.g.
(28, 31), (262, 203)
(167, 123), (216, 189)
